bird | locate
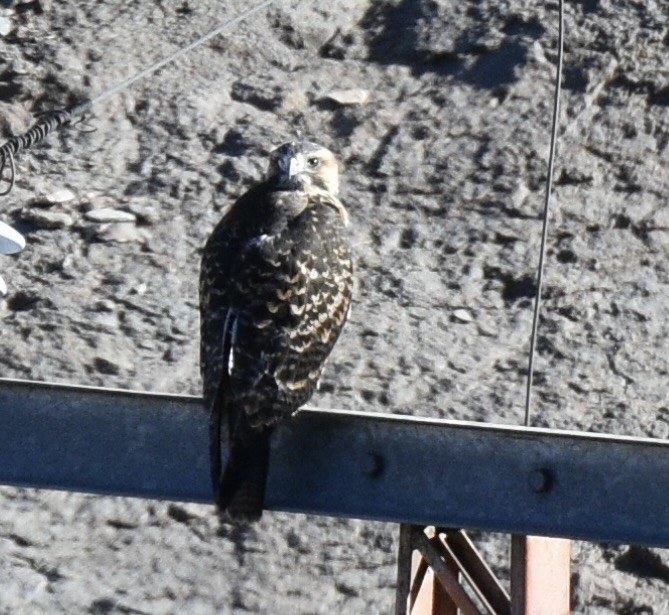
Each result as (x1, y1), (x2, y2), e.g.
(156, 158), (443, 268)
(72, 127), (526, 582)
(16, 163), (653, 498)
(200, 141), (353, 522)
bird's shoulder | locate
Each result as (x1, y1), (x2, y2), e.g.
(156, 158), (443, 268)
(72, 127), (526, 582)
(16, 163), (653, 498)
(206, 182), (275, 242)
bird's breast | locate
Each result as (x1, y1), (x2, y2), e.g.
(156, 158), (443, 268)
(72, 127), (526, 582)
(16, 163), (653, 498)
(234, 204), (351, 331)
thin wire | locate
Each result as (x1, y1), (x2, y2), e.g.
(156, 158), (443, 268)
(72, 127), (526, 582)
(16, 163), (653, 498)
(73, 0), (276, 116)
(0, 0), (278, 192)
(524, 0), (564, 427)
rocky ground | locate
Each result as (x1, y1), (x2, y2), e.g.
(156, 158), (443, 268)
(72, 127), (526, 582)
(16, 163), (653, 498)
(1, 0), (669, 612)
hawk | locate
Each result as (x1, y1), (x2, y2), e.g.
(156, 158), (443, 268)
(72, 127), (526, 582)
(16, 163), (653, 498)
(200, 141), (353, 522)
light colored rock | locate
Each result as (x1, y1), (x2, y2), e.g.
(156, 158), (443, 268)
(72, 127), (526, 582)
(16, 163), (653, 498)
(44, 188), (76, 205)
(453, 308), (474, 323)
(95, 222), (143, 243)
(0, 16), (11, 37)
(322, 89), (371, 106)
(84, 209), (137, 223)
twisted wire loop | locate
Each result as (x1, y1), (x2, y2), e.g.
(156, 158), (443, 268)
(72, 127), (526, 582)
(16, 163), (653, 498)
(0, 108), (76, 196)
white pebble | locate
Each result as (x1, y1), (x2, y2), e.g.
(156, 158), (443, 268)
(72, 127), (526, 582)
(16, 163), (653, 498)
(453, 308), (474, 323)
(323, 89), (371, 106)
(45, 188), (76, 204)
(84, 208), (137, 223)
(0, 17), (11, 37)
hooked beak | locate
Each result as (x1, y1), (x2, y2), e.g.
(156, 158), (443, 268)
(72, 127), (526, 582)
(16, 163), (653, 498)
(277, 152), (306, 186)
(287, 154), (306, 178)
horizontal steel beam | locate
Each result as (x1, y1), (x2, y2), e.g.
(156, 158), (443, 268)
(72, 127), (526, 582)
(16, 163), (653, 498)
(0, 377), (668, 546)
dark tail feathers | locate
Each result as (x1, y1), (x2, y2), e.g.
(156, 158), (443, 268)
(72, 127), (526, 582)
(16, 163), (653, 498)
(216, 429), (271, 522)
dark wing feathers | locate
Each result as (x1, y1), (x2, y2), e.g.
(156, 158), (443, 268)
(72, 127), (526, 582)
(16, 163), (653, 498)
(200, 185), (352, 520)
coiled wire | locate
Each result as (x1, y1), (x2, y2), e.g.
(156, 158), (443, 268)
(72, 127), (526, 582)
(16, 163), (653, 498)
(0, 109), (75, 196)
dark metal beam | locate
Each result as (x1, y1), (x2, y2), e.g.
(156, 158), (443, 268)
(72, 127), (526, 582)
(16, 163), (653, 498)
(1, 378), (668, 547)
(0, 378), (209, 502)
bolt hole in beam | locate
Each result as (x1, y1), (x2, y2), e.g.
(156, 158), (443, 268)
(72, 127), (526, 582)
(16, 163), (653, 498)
(1, 378), (669, 547)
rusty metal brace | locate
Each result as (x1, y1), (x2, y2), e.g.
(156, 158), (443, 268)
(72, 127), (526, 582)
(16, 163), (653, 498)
(396, 526), (570, 615)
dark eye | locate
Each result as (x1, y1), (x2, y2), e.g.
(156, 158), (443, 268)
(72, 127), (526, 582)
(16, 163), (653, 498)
(307, 157), (320, 168)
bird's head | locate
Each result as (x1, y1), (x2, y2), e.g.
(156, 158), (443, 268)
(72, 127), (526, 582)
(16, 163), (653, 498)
(267, 141), (340, 196)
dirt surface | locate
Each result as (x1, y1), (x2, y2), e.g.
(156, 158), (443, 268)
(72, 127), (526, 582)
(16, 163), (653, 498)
(1, 0), (669, 612)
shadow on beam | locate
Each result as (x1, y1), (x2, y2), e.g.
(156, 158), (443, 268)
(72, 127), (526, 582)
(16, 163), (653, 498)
(1, 378), (668, 547)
